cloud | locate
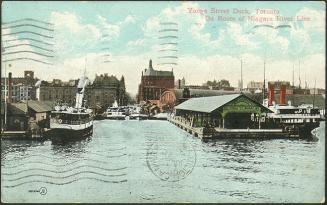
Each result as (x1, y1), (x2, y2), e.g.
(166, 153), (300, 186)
(127, 38), (144, 47)
(51, 11), (101, 57)
(97, 15), (120, 39)
(121, 15), (136, 25)
(295, 7), (325, 32)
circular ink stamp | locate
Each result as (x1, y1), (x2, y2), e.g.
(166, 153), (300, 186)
(146, 138), (196, 182)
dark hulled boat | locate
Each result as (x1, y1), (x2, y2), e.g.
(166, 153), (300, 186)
(44, 75), (93, 141)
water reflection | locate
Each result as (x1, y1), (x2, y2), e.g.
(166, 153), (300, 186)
(1, 120), (325, 203)
(50, 136), (92, 156)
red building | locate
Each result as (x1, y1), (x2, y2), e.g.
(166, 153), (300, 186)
(138, 59), (174, 103)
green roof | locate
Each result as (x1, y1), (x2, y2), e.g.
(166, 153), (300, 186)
(175, 94), (242, 113)
(175, 93), (274, 113)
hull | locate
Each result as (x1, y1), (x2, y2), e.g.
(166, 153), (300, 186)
(106, 115), (126, 120)
(44, 124), (93, 141)
(130, 114), (148, 120)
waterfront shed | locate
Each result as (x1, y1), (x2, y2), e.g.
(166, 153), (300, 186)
(174, 94), (273, 129)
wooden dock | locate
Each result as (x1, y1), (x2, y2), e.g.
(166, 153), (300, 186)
(1, 130), (45, 140)
(168, 116), (296, 141)
(1, 131), (28, 139)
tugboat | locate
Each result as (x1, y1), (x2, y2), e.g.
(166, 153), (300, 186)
(44, 75), (93, 140)
(105, 100), (126, 120)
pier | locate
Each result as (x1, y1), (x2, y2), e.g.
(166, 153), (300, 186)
(168, 116), (294, 141)
(168, 94), (302, 141)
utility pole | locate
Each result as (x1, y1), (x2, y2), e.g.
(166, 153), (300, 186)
(292, 63), (295, 87)
(4, 55), (7, 131)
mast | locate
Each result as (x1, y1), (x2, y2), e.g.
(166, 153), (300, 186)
(298, 60), (301, 89)
(240, 58), (243, 93)
(263, 58), (266, 104)
(313, 79), (316, 108)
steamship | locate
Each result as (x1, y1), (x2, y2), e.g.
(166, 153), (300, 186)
(264, 84), (323, 138)
(44, 76), (93, 140)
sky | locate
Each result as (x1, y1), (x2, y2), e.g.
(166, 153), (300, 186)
(1, 1), (326, 95)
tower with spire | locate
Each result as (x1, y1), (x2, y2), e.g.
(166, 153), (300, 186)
(138, 59), (175, 102)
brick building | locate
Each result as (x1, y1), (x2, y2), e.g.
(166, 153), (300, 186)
(1, 71), (38, 103)
(39, 73), (127, 110)
(137, 59), (174, 103)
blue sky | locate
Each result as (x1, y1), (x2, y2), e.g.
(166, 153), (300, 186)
(2, 1), (325, 95)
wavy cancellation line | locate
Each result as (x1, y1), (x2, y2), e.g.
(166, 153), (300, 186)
(3, 51), (54, 58)
(157, 63), (178, 65)
(159, 22), (178, 25)
(2, 24), (54, 32)
(2, 165), (127, 176)
(159, 29), (178, 32)
(158, 49), (178, 52)
(3, 170), (126, 182)
(2, 31), (54, 39)
(158, 36), (178, 39)
(3, 58), (53, 65)
(4, 44), (54, 52)
(3, 157), (126, 169)
(3, 18), (54, 26)
(158, 56), (178, 59)
(3, 177), (128, 188)
(4, 38), (54, 46)
(3, 148), (127, 162)
(160, 42), (178, 45)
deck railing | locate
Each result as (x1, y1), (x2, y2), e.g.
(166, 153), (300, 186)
(51, 118), (92, 125)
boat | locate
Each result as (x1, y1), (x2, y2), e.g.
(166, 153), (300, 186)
(151, 112), (168, 120)
(129, 105), (148, 120)
(105, 100), (126, 120)
(44, 75), (93, 140)
(265, 103), (323, 137)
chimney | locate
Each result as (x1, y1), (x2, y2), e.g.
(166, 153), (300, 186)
(268, 82), (274, 106)
(149, 59), (153, 70)
(8, 72), (12, 103)
(280, 84), (286, 105)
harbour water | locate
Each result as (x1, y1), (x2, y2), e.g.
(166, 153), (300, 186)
(1, 120), (325, 203)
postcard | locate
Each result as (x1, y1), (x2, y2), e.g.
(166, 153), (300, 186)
(1, 1), (325, 203)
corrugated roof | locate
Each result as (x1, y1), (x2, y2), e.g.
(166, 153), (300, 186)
(25, 101), (53, 112)
(8, 103), (28, 115)
(175, 94), (241, 113)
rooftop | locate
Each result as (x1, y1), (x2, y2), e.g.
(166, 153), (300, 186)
(143, 59), (174, 77)
(175, 93), (273, 114)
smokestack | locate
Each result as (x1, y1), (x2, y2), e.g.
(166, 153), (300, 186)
(35, 80), (42, 101)
(268, 83), (274, 106)
(8, 72), (12, 103)
(280, 84), (286, 105)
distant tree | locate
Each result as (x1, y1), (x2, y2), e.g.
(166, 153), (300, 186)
(218, 79), (230, 88)
(205, 79), (230, 89)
